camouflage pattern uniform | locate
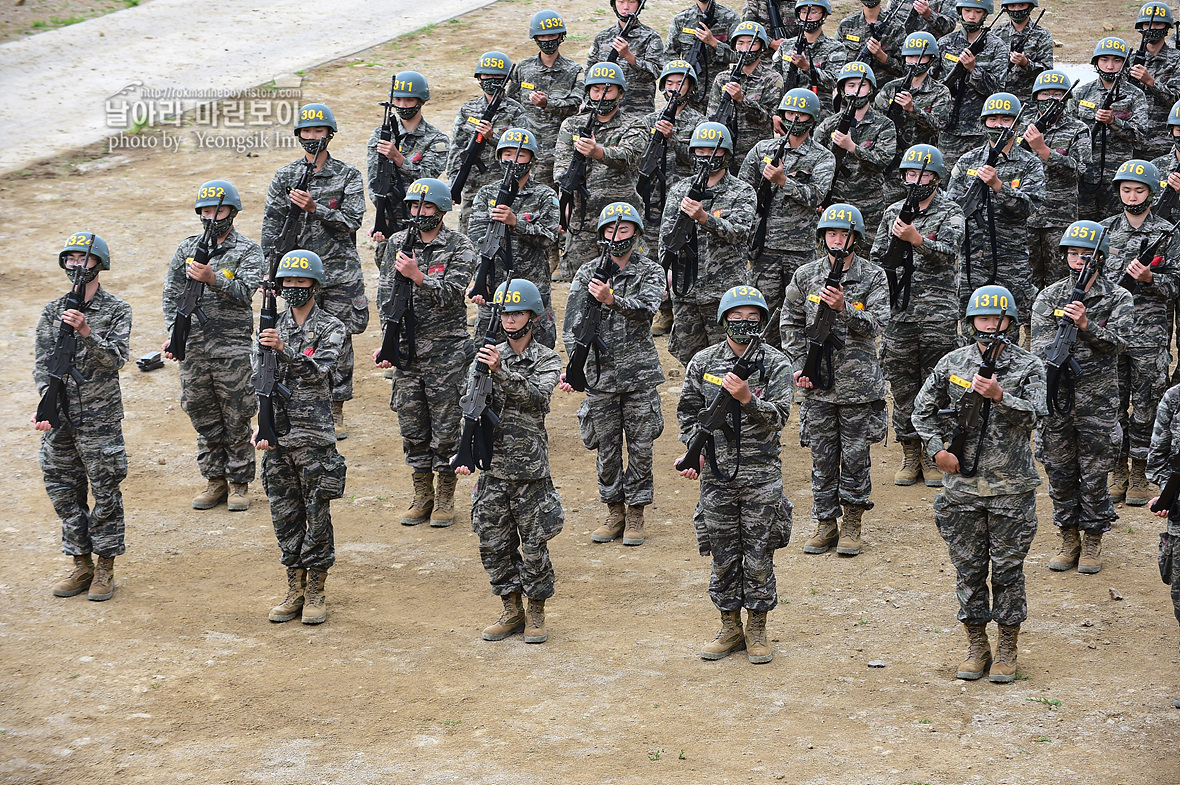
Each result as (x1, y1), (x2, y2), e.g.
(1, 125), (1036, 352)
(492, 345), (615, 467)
(1131, 44), (1180, 161)
(815, 103), (899, 248)
(1146, 383), (1180, 641)
(678, 340), (794, 610)
(563, 251), (666, 505)
(660, 170), (758, 365)
(469, 339), (564, 600)
(870, 189), (965, 440)
(162, 228), (264, 485)
(875, 74), (953, 205)
(262, 155), (369, 402)
(445, 94), (536, 232)
(936, 29), (1010, 170)
(364, 116), (450, 239)
(635, 103), (710, 191)
(1031, 272), (1134, 534)
(1071, 78), (1150, 220)
(258, 305), (347, 571)
(772, 32), (847, 115)
(380, 225), (477, 473)
(666, 3), (743, 112)
(586, 21), (668, 116)
(468, 177), (561, 347)
(508, 54), (587, 188)
(994, 19), (1053, 104)
(912, 341), (1047, 627)
(835, 8), (909, 84)
(908, 0), (959, 40)
(36, 287), (132, 558)
(782, 254), (890, 519)
(706, 60), (785, 165)
(741, 0), (800, 41)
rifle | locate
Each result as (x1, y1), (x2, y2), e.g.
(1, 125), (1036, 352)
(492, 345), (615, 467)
(960, 103), (1028, 286)
(881, 155), (931, 311)
(1044, 231), (1104, 416)
(661, 135), (725, 296)
(372, 76), (408, 238)
(35, 244), (90, 429)
(470, 143), (523, 301)
(452, 270), (515, 473)
(765, 0), (791, 42)
(1017, 79), (1076, 153)
(852, 2), (905, 64)
(886, 36), (930, 171)
(944, 13), (1004, 128)
(1119, 222), (1179, 294)
(557, 96), (607, 235)
(940, 335), (1006, 477)
(822, 97), (859, 207)
(1158, 160), (1180, 221)
(168, 193), (226, 362)
(709, 45), (757, 144)
(270, 138), (325, 266)
(1008, 7), (1046, 55)
(450, 74), (511, 203)
(747, 135), (792, 262)
(374, 201), (423, 370)
(1088, 62), (1127, 219)
(1151, 449), (1180, 513)
(635, 95), (681, 222)
(565, 215), (622, 392)
(606, 0), (648, 63)
(1128, 27), (1151, 89)
(685, 0), (716, 105)
(254, 248), (293, 448)
(800, 237), (854, 390)
(783, 30), (819, 92)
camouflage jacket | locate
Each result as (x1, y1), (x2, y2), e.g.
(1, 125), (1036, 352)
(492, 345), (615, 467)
(741, 0), (800, 41)
(468, 178), (560, 313)
(1098, 210), (1180, 347)
(835, 8), (910, 83)
(936, 28), (1010, 138)
(868, 189), (965, 322)
(1151, 148), (1180, 184)
(706, 59), (784, 159)
(35, 286), (131, 425)
(478, 338), (562, 481)
(737, 135), (836, 252)
(659, 170), (758, 303)
(994, 19), (1054, 103)
(912, 341), (1047, 497)
(907, 0), (959, 40)
(554, 110), (646, 207)
(1070, 78), (1150, 181)
(1017, 114), (1092, 229)
(635, 103), (709, 186)
(678, 339), (794, 486)
(508, 54), (587, 154)
(365, 117), (450, 236)
(1030, 271), (1134, 419)
(260, 304), (344, 449)
(379, 224), (476, 354)
(781, 253), (890, 404)
(946, 141), (1045, 269)
(162, 228), (263, 359)
(562, 251), (666, 393)
(874, 73), (953, 150)
(773, 32), (847, 114)
(1131, 43), (1180, 159)
(262, 155), (366, 285)
(1147, 384), (1180, 531)
(666, 3), (743, 110)
(586, 22), (668, 116)
(445, 94), (537, 200)
(815, 104), (899, 200)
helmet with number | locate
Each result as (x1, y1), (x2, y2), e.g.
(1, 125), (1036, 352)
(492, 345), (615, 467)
(717, 285), (770, 324)
(193, 180), (242, 214)
(1113, 158), (1161, 194)
(586, 60), (628, 92)
(294, 103), (337, 132)
(898, 144), (946, 180)
(794, 0), (832, 13)
(731, 20), (771, 52)
(955, 0), (994, 12)
(1001, 0), (1036, 24)
(658, 59), (698, 91)
(596, 201), (645, 236)
(837, 60), (877, 91)
(403, 177), (453, 211)
(980, 92), (1022, 119)
(529, 9), (567, 37)
(475, 51), (513, 78)
(901, 31), (940, 59)
(778, 87), (822, 119)
(1092, 37), (1130, 65)
(816, 203), (866, 242)
(1000, 0), (1036, 6)
(59, 232), (111, 270)
(795, 0), (830, 31)
(275, 250), (325, 286)
(391, 71), (430, 102)
(1137, 2), (1174, 29)
(496, 127), (540, 157)
(689, 121), (734, 154)
(494, 279), (545, 316)
(1032, 69), (1072, 98)
(964, 284), (1017, 341)
(1058, 220), (1110, 260)
(1169, 99), (1180, 127)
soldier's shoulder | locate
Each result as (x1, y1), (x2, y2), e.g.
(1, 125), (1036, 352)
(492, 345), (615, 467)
(327, 156), (362, 178)
(723, 173), (757, 198)
(94, 287), (132, 313)
(313, 307), (347, 336)
(444, 226), (477, 253)
(420, 119), (449, 139)
(1161, 382), (1180, 408)
(525, 181), (558, 201)
(1098, 214), (1119, 229)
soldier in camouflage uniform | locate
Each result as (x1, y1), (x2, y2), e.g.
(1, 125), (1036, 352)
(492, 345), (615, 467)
(255, 250), (347, 626)
(908, 0), (960, 40)
(666, 0), (742, 113)
(1130, 2), (1180, 162)
(1146, 382), (1180, 684)
(262, 102), (367, 440)
(706, 21), (784, 167)
(738, 88), (836, 348)
(586, 0), (667, 116)
(677, 285), (794, 664)
(374, 179), (477, 528)
(562, 202), (666, 545)
(662, 121), (758, 365)
(835, 0), (910, 84)
(912, 284), (1047, 683)
(815, 61), (899, 248)
(468, 128), (561, 348)
(509, 11), (587, 189)
(35, 233), (131, 602)
(772, 0), (847, 117)
(782, 204), (889, 557)
(1151, 101), (1180, 385)
(994, 0), (1052, 105)
(1072, 37), (1151, 221)
(1019, 70), (1093, 290)
(871, 144), (965, 488)
(455, 279), (564, 644)
(742, 0), (800, 48)
(936, 0), (1011, 172)
(1032, 222), (1134, 577)
(162, 180), (263, 513)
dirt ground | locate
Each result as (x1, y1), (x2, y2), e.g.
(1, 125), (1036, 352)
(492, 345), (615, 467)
(3, 1), (1179, 783)
(0, 0), (157, 44)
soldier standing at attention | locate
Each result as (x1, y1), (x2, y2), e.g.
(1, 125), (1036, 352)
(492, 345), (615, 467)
(835, 0), (909, 85)
(771, 0), (847, 117)
(586, 0), (667, 117)
(666, 0), (742, 114)
(1147, 381), (1180, 710)
(1129, 2), (1180, 163)
(705, 21), (784, 167)
(34, 233), (131, 602)
(741, 0), (799, 51)
(994, 0), (1053, 105)
(163, 180), (264, 512)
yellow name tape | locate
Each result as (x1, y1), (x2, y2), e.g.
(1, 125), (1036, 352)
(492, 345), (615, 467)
(520, 82), (536, 90)
(683, 26), (697, 34)
(950, 374), (972, 389)
(808, 293), (821, 303)
(1053, 308), (1065, 317)
(944, 53), (959, 63)
(703, 372), (725, 386)
(1079, 100), (1097, 109)
(468, 115), (481, 125)
(223, 269), (235, 279)
(845, 34), (861, 42)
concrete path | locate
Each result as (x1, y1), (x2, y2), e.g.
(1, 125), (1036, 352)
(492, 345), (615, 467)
(0, 0), (495, 174)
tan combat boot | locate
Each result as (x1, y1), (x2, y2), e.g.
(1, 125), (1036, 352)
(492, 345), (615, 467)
(837, 507), (864, 556)
(53, 554), (94, 597)
(745, 609), (772, 664)
(227, 483), (250, 512)
(1109, 456), (1129, 503)
(431, 472), (457, 528)
(1048, 525), (1081, 571)
(622, 504), (645, 546)
(524, 598), (547, 643)
(332, 400), (348, 441)
(1078, 531), (1104, 574)
(651, 303), (673, 337)
(302, 569), (327, 624)
(921, 451), (944, 487)
(88, 556), (115, 601)
(701, 609), (745, 660)
(989, 624), (1020, 683)
(957, 623), (992, 680)
(591, 502), (626, 542)
(803, 519), (838, 554)
(192, 478), (228, 510)
(1126, 458), (1155, 506)
(269, 567), (306, 622)
(482, 593), (526, 640)
(401, 471), (434, 526)
(894, 439), (922, 486)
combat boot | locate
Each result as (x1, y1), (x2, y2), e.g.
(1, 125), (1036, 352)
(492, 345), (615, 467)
(332, 400), (348, 441)
(803, 519), (838, 554)
(302, 569), (327, 624)
(837, 507), (864, 556)
(1048, 525), (1081, 571)
(192, 478), (228, 510)
(745, 609), (772, 664)
(401, 471), (434, 526)
(227, 483), (250, 512)
(591, 502), (626, 542)
(651, 303), (673, 337)
(894, 439), (922, 486)
(921, 451), (944, 487)
(701, 609), (745, 660)
(989, 624), (1020, 683)
(1127, 458), (1155, 506)
(88, 556), (115, 602)
(1078, 530), (1104, 574)
(1109, 456), (1129, 503)
(431, 472), (457, 528)
(482, 593), (525, 640)
(622, 504), (645, 546)
(957, 623), (992, 680)
(269, 567), (305, 622)
(524, 598), (547, 643)
(53, 554), (93, 597)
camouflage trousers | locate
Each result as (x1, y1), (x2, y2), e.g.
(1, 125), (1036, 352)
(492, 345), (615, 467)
(753, 250), (813, 350)
(933, 487), (1037, 627)
(1037, 413), (1121, 534)
(471, 475), (564, 600)
(669, 299), (726, 367)
(881, 318), (960, 440)
(1157, 531), (1180, 643)
(179, 354), (257, 484)
(261, 443), (346, 571)
(1119, 345), (1171, 461)
(392, 345), (473, 473)
(694, 479), (792, 612)
(475, 302), (557, 349)
(938, 132), (985, 174)
(577, 387), (665, 506)
(316, 277), (370, 402)
(799, 398), (887, 520)
(1028, 226), (1070, 292)
(40, 421), (127, 558)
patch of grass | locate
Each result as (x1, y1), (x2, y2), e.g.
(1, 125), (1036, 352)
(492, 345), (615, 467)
(1127, 526), (1134, 533)
(648, 749), (661, 761)
(918, 719), (932, 724)
(1014, 672), (1030, 681)
(32, 16), (86, 30)
(678, 749), (686, 760)
(1027, 696), (1061, 708)
(150, 682), (162, 689)
(125, 0), (141, 6)
(68, 674), (80, 679)
(1033, 735), (1052, 743)
(810, 587), (818, 595)
(857, 618), (870, 626)
(443, 719), (461, 727)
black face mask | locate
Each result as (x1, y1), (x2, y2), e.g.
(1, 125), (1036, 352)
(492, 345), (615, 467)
(481, 76), (508, 96)
(1006, 7), (1031, 23)
(1142, 26), (1169, 44)
(299, 137), (328, 156)
(536, 36), (563, 55)
(725, 318), (762, 344)
(985, 125), (1012, 146)
(1123, 199), (1152, 215)
(798, 14), (824, 32)
(845, 92), (872, 109)
(664, 87), (689, 107)
(65, 263), (100, 284)
(693, 154), (727, 174)
(413, 212), (444, 232)
(908, 181), (938, 202)
(961, 14), (985, 33)
(1036, 97), (1061, 117)
(862, 0), (882, 7)
(394, 104), (421, 121)
(909, 58), (933, 75)
(280, 284), (314, 308)
(201, 215), (234, 237)
(499, 157), (532, 180)
(1095, 63), (1123, 81)
(784, 117), (815, 138)
(606, 235), (636, 257)
(505, 319), (534, 340)
(593, 94), (622, 116)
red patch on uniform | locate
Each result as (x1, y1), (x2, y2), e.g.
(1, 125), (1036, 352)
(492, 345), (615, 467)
(412, 152), (422, 163)
(1115, 110), (1131, 120)
(717, 33), (728, 42)
(521, 213), (532, 222)
(924, 231), (938, 241)
(862, 140), (873, 147)
(303, 347), (315, 357)
(750, 386), (765, 400)
(428, 263), (445, 275)
(1055, 148), (1067, 155)
(328, 198), (339, 209)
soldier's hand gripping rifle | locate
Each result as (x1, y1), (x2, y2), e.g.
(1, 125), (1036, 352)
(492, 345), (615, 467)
(1151, 449), (1180, 513)
(800, 235), (853, 391)
(452, 271), (515, 473)
(822, 97), (860, 207)
(709, 45), (756, 143)
(168, 193), (226, 362)
(1119, 221), (1179, 294)
(747, 134), (792, 262)
(565, 215), (622, 392)
(886, 36), (931, 172)
(470, 144), (523, 301)
(374, 195), (423, 371)
(685, 0), (717, 103)
(852, 1), (904, 65)
(944, 13), (1004, 128)
(606, 0), (648, 62)
(662, 135), (725, 296)
(961, 103), (1028, 286)
(558, 96), (607, 235)
(939, 334), (1006, 478)
(1008, 7), (1046, 56)
(451, 72), (511, 204)
(1157, 160), (1180, 221)
(35, 241), (90, 430)
(270, 138), (325, 266)
(254, 253), (293, 448)
(881, 155), (930, 311)
(1129, 23), (1153, 90)
(1044, 228), (1105, 416)
(783, 28), (819, 92)
(636, 94), (682, 222)
(372, 76), (408, 238)
(1017, 79), (1076, 153)
(1089, 59), (1128, 219)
